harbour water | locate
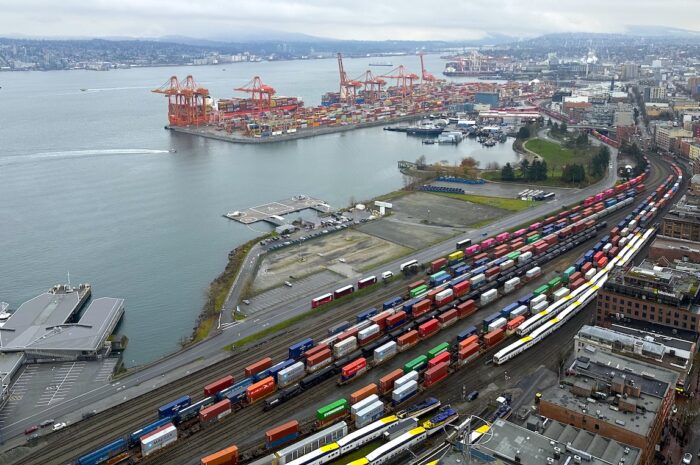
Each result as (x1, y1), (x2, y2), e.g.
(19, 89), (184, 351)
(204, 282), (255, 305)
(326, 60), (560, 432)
(0, 55), (517, 364)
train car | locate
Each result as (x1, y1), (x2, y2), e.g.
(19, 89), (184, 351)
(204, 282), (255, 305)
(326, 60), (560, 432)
(340, 358), (368, 383)
(204, 375), (234, 398)
(158, 395), (191, 418)
(312, 293), (334, 308)
(289, 338), (314, 359)
(334, 285), (355, 299)
(77, 438), (128, 465)
(129, 417), (175, 447)
(200, 445), (239, 465)
(357, 276), (377, 289)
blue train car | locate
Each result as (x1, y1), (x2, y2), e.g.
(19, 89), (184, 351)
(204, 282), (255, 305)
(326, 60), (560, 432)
(328, 320), (351, 336)
(269, 359), (296, 381)
(454, 265), (471, 276)
(573, 258), (585, 271)
(129, 417), (173, 446)
(402, 299), (420, 313)
(592, 242), (604, 253)
(220, 377), (254, 398)
(472, 265), (487, 275)
(174, 396), (216, 424)
(430, 273), (450, 286)
(583, 250), (594, 261)
(482, 312), (501, 331)
(456, 326), (478, 342)
(604, 199), (617, 208)
(77, 438), (127, 465)
(288, 338), (314, 359)
(474, 258), (489, 267)
(493, 257), (507, 266)
(356, 307), (378, 322)
(225, 385), (249, 405)
(500, 303), (518, 319)
(383, 296), (403, 310)
(518, 293), (534, 306)
(449, 275), (469, 287)
(158, 395), (191, 418)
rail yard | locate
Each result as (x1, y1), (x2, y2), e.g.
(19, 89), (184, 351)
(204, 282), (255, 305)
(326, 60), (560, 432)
(9, 143), (687, 465)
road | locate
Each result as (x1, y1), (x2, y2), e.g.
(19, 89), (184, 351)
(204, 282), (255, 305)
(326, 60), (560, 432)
(0, 143), (619, 443)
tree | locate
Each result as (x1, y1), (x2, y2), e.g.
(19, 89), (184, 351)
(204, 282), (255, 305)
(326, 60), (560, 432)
(485, 161), (501, 170)
(501, 162), (515, 181)
(552, 122), (559, 132)
(517, 126), (531, 140)
(560, 122), (568, 133)
(561, 164), (586, 183)
(520, 158), (530, 179)
(415, 154), (427, 168)
(547, 118), (552, 127)
(460, 156), (479, 168)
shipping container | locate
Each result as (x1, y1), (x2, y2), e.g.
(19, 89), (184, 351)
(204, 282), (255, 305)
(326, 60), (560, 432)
(246, 377), (276, 403)
(200, 445), (239, 465)
(423, 362), (449, 387)
(245, 358), (273, 378)
(204, 375), (234, 398)
(141, 423), (178, 457)
(419, 319), (440, 338)
(438, 309), (458, 328)
(397, 330), (419, 350)
(289, 338), (314, 359)
(480, 289), (498, 305)
(379, 369), (404, 393)
(158, 395), (191, 418)
(507, 315), (526, 330)
(427, 342), (450, 359)
(266, 420), (299, 449)
(457, 300), (477, 318)
(392, 380), (418, 405)
(404, 355), (429, 373)
(373, 341), (398, 365)
(350, 384), (379, 404)
(385, 311), (407, 331)
(458, 343), (480, 364)
(317, 399), (349, 422)
(430, 258), (448, 273)
(383, 296), (403, 310)
(428, 351), (451, 369)
(483, 328), (505, 347)
(356, 307), (378, 323)
(411, 299), (432, 318)
(199, 399), (232, 424)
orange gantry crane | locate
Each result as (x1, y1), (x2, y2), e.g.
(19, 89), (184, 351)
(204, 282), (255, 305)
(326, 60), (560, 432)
(152, 75), (209, 126)
(360, 70), (386, 103)
(235, 76), (276, 114)
(337, 53), (363, 104)
(381, 65), (419, 101)
(418, 52), (437, 84)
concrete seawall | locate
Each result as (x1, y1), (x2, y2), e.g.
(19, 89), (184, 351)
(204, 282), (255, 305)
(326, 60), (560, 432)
(166, 113), (432, 144)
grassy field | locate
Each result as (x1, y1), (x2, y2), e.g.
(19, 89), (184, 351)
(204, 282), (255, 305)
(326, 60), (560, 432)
(524, 138), (597, 176)
(431, 192), (534, 211)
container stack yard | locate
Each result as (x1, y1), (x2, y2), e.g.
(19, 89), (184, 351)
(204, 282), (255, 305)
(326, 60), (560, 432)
(153, 54), (557, 143)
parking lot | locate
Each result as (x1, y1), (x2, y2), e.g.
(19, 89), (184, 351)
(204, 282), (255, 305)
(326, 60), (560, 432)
(0, 358), (118, 431)
(252, 228), (410, 292)
(357, 191), (505, 250)
(430, 180), (573, 200)
(243, 270), (342, 315)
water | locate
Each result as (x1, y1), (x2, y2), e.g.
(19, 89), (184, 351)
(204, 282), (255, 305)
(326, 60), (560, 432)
(0, 54), (517, 365)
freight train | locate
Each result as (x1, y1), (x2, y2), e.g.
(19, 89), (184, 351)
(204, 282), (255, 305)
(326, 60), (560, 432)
(76, 156), (664, 465)
(309, 170), (648, 310)
(494, 164), (684, 365)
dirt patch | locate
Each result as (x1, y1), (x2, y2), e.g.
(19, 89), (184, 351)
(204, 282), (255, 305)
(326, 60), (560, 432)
(357, 192), (509, 249)
(252, 229), (410, 292)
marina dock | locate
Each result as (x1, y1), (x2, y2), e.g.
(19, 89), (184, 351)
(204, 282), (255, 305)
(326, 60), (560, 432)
(225, 195), (331, 225)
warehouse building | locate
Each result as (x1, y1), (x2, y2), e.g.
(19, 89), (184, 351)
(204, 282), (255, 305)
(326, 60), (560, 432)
(596, 260), (700, 333)
(438, 418), (641, 465)
(538, 351), (677, 465)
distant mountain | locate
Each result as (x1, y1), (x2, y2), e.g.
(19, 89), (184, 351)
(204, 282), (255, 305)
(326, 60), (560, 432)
(159, 30), (327, 45)
(624, 25), (700, 37)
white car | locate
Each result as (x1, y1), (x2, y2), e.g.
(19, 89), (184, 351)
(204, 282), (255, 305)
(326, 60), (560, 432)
(52, 422), (67, 432)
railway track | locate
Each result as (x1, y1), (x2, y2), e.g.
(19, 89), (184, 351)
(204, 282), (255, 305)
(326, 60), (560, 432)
(18, 155), (670, 465)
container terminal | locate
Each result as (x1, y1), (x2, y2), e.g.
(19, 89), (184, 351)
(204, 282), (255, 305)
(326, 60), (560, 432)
(152, 53), (556, 144)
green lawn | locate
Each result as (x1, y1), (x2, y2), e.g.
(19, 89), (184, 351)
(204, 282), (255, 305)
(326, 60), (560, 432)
(431, 192), (534, 211)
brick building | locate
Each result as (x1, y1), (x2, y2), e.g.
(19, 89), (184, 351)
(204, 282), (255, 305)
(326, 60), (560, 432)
(538, 350), (678, 465)
(596, 260), (700, 332)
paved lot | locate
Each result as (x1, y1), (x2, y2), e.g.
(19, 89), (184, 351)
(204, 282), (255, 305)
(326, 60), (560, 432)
(0, 359), (118, 428)
(225, 195), (329, 224)
(358, 192), (506, 249)
(252, 229), (409, 291)
(430, 180), (574, 199)
(244, 270), (342, 315)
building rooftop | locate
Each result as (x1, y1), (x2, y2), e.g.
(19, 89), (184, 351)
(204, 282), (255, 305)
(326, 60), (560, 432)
(439, 419), (640, 465)
(540, 351), (678, 437)
(577, 325), (666, 359)
(0, 285), (124, 357)
(604, 260), (700, 310)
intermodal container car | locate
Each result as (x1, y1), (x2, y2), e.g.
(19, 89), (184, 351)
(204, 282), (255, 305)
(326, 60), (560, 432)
(404, 355), (428, 373)
(419, 319), (439, 338)
(316, 399), (349, 422)
(483, 328), (505, 347)
(199, 399), (232, 424)
(427, 342), (450, 359)
(246, 376), (276, 403)
(289, 338), (314, 359)
(341, 358), (368, 382)
(356, 307), (378, 322)
(428, 351), (451, 369)
(245, 358), (273, 378)
(158, 395), (191, 418)
(423, 362), (449, 388)
(266, 420), (300, 449)
(203, 376), (234, 398)
(379, 369), (405, 393)
(456, 326), (478, 342)
(350, 384), (379, 404)
(430, 258), (448, 273)
(457, 300), (477, 318)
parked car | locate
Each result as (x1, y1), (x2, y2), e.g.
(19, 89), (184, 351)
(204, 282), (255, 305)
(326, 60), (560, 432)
(24, 425), (39, 435)
(284, 281), (293, 287)
(467, 390), (479, 401)
(39, 419), (54, 428)
(52, 422), (67, 432)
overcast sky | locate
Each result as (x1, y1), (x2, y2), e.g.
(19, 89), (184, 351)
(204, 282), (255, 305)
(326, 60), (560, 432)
(3, 0), (698, 41)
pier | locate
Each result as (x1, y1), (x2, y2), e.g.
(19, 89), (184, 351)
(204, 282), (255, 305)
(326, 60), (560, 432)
(225, 195), (331, 225)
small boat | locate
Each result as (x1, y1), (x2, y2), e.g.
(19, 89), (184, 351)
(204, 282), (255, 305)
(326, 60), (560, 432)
(169, 148), (177, 153)
(422, 139), (436, 144)
(369, 62), (393, 67)
(406, 121), (444, 136)
(80, 88), (88, 92)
